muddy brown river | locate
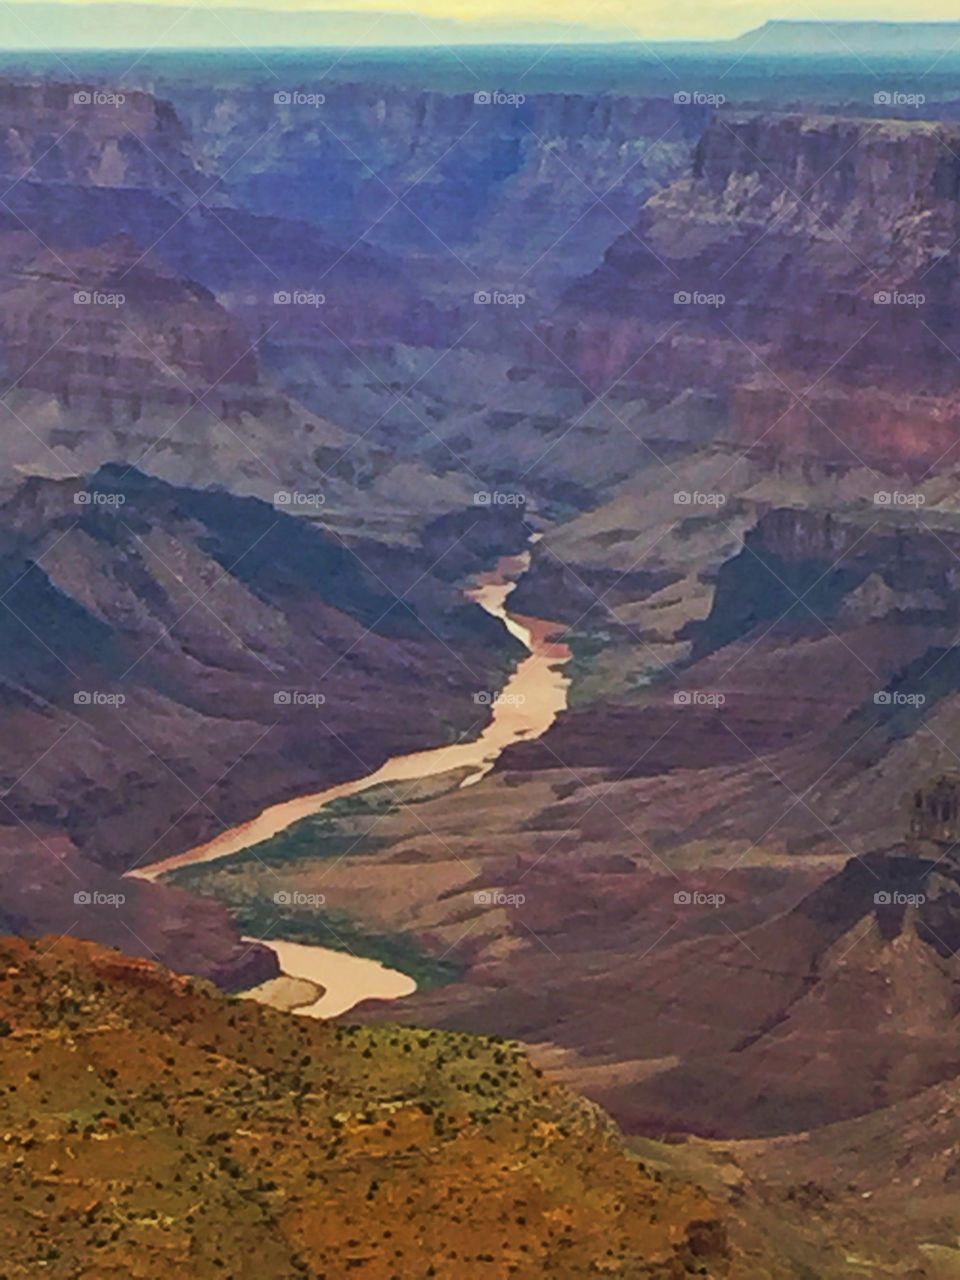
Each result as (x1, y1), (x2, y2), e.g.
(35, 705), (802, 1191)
(131, 550), (571, 1017)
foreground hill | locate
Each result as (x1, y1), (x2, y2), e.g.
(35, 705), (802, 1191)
(0, 934), (768, 1278)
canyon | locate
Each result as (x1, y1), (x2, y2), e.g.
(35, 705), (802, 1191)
(3, 50), (960, 1274)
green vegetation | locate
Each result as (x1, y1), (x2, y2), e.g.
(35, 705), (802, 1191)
(190, 814), (387, 875)
(237, 897), (463, 991)
(167, 779), (473, 990)
(0, 935), (745, 1278)
(562, 625), (664, 708)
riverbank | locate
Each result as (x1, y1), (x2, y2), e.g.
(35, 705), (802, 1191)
(132, 550), (569, 883)
(129, 548), (570, 1019)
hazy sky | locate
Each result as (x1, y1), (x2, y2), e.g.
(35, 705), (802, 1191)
(361, 0), (960, 39)
(11, 0), (960, 42)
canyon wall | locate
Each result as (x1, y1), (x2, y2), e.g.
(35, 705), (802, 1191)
(551, 114), (960, 472)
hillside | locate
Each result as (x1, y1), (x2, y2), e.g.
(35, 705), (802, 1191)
(0, 934), (764, 1278)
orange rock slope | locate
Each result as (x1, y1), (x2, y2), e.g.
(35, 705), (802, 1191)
(0, 934), (770, 1279)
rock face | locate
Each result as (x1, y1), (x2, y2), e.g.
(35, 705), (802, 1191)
(0, 80), (456, 516)
(0, 80), (197, 190)
(0, 238), (258, 424)
(580, 838), (960, 1137)
(503, 505), (960, 784)
(0, 834), (279, 989)
(733, 18), (960, 54)
(0, 464), (516, 867)
(162, 86), (709, 282)
(330, 794), (960, 1140)
(0, 75), (555, 987)
(551, 114), (960, 471)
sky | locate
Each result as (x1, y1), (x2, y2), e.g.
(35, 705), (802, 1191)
(7, 0), (960, 45)
(292, 0), (960, 39)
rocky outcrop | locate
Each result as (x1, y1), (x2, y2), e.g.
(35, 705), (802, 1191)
(551, 114), (960, 471)
(501, 506), (960, 777)
(587, 838), (960, 1137)
(0, 79), (198, 191)
(0, 237), (258, 423)
(690, 506), (960, 659)
(0, 834), (278, 989)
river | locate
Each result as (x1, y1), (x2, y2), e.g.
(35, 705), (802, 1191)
(131, 549), (570, 1018)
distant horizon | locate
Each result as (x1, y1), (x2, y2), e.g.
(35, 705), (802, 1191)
(7, 6), (960, 48)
